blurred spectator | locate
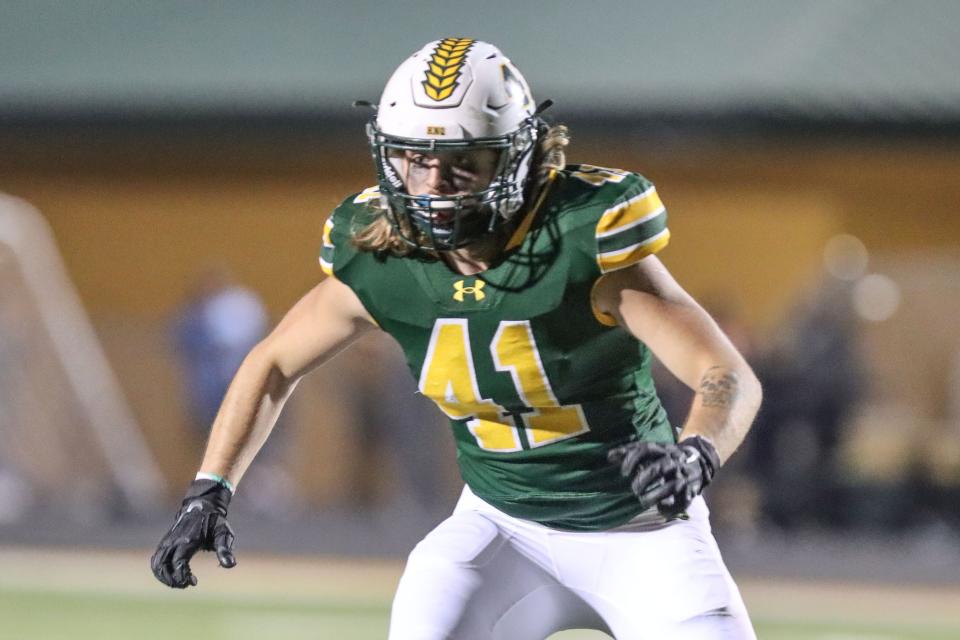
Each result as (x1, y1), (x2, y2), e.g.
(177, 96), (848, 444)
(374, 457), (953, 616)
(915, 344), (960, 533)
(174, 266), (268, 433)
(173, 267), (299, 515)
(750, 278), (866, 531)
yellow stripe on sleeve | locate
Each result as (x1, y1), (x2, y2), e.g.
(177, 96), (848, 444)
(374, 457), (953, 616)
(595, 187), (664, 238)
(590, 277), (620, 327)
(322, 218), (334, 248)
(319, 257), (334, 277)
(596, 229), (671, 274)
(319, 217), (335, 276)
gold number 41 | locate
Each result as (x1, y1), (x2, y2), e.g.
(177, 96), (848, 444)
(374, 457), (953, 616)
(419, 319), (590, 452)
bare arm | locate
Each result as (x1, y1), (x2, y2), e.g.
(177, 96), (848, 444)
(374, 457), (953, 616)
(198, 276), (376, 487)
(593, 255), (762, 463)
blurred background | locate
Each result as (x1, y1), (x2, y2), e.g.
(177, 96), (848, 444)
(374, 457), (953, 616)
(1, 1), (959, 638)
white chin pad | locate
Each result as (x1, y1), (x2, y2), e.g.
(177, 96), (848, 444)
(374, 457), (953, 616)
(428, 198), (457, 210)
(422, 196), (480, 212)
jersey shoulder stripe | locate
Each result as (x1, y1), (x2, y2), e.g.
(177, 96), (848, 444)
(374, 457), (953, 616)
(596, 227), (671, 274)
(596, 185), (664, 238)
(545, 165), (669, 275)
(546, 166), (670, 326)
(591, 177), (668, 274)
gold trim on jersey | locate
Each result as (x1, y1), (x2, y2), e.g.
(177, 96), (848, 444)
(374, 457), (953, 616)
(322, 218), (334, 248)
(596, 228), (671, 275)
(595, 187), (664, 238)
(590, 229), (672, 326)
(422, 38), (475, 102)
(505, 170), (558, 251)
(352, 185), (381, 204)
(589, 276), (619, 327)
(319, 217), (335, 276)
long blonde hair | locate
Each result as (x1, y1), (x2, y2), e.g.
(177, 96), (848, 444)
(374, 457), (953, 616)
(351, 124), (570, 256)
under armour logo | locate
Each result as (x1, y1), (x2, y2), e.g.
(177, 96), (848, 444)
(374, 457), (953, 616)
(453, 279), (485, 302)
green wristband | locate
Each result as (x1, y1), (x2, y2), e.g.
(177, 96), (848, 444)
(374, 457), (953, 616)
(195, 472), (235, 494)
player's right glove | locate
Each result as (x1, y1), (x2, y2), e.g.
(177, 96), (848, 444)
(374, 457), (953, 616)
(151, 478), (237, 589)
(608, 436), (721, 518)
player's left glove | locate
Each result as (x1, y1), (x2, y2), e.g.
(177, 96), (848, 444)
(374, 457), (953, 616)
(608, 436), (721, 518)
(150, 478), (237, 589)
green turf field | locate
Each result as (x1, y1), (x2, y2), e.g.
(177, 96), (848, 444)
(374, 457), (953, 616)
(1, 548), (958, 639)
(3, 589), (960, 640)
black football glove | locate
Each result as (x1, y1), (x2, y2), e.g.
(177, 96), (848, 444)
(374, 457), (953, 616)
(608, 436), (721, 518)
(151, 479), (237, 588)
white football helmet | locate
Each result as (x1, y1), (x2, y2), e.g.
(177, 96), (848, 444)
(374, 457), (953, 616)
(366, 38), (543, 250)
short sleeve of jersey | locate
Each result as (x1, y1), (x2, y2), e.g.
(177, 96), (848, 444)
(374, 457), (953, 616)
(318, 185), (380, 278)
(318, 215), (337, 277)
(592, 171), (670, 274)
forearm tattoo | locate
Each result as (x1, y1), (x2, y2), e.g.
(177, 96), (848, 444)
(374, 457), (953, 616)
(698, 367), (739, 408)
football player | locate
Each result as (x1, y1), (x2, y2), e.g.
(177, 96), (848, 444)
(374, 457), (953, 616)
(152, 38), (762, 639)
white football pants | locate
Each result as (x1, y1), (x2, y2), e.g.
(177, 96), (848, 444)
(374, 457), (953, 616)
(389, 487), (755, 640)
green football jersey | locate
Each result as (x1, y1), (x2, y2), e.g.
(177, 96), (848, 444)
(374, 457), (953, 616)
(320, 164), (674, 531)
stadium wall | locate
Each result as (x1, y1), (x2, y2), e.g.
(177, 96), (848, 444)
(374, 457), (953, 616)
(4, 138), (958, 327)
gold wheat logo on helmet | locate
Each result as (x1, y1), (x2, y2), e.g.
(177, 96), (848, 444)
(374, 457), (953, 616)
(422, 38), (475, 102)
